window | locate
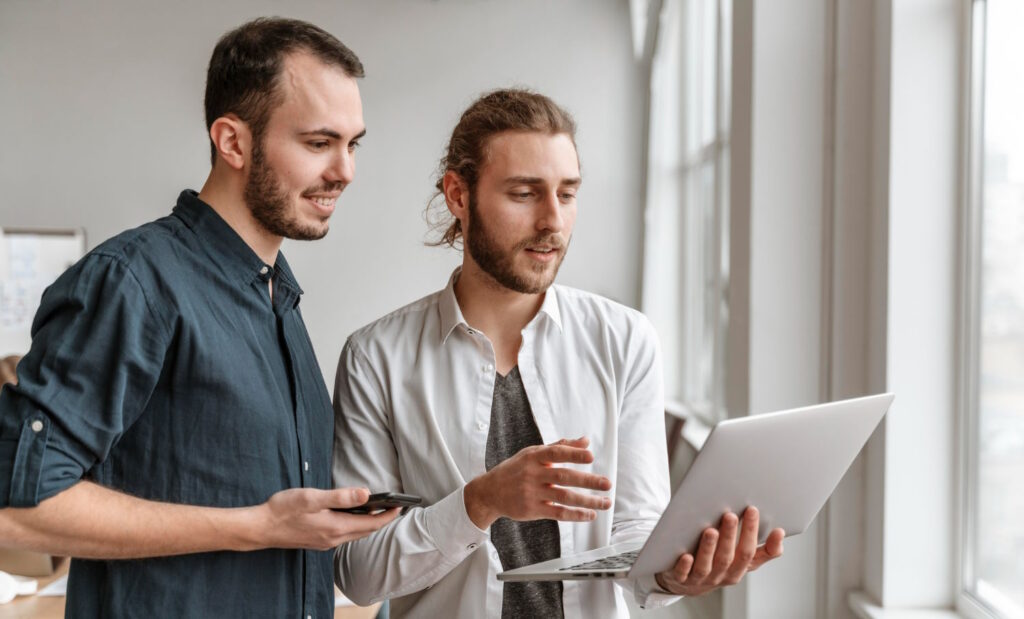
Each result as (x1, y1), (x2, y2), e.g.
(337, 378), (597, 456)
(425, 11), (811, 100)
(641, 0), (731, 425)
(961, 1), (1024, 617)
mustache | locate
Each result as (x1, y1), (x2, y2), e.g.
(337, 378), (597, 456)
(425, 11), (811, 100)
(514, 234), (567, 251)
(302, 182), (346, 196)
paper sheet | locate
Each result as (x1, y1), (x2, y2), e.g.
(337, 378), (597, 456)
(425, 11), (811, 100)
(37, 575), (66, 597)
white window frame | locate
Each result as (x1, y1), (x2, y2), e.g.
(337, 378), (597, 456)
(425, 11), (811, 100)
(957, 1), (1024, 617)
(641, 0), (731, 429)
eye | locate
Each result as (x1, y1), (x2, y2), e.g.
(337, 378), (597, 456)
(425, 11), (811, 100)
(308, 141), (330, 151)
(559, 192), (577, 201)
(510, 191), (534, 200)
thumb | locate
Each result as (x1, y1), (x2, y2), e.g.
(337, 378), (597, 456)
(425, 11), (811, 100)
(332, 487), (370, 509)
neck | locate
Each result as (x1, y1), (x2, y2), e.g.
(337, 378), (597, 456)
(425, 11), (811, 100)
(197, 167), (283, 266)
(454, 259), (546, 345)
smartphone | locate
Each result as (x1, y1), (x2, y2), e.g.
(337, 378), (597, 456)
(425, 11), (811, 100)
(332, 492), (423, 514)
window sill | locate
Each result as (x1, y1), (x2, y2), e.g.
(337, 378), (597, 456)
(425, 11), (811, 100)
(849, 592), (962, 619)
(664, 400), (714, 450)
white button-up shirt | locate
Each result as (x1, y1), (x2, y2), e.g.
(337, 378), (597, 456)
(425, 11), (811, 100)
(333, 270), (679, 618)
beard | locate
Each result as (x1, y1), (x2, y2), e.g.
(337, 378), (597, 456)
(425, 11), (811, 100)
(243, 138), (338, 241)
(465, 193), (569, 294)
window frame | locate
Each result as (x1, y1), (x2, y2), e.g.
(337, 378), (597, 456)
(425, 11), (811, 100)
(957, 1), (1024, 617)
(641, 0), (732, 428)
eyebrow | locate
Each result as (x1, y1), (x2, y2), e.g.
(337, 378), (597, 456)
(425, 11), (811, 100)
(298, 128), (367, 141)
(503, 176), (582, 186)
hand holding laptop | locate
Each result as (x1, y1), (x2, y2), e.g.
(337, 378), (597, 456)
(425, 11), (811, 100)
(653, 506), (784, 596)
(464, 437), (613, 529)
(498, 394), (892, 588)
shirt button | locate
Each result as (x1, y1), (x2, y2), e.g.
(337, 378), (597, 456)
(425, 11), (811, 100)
(477, 421), (487, 431)
(303, 461), (309, 472)
(30, 420), (43, 433)
(260, 266), (269, 275)
(466, 329), (475, 336)
(483, 364), (493, 373)
(468, 543), (478, 550)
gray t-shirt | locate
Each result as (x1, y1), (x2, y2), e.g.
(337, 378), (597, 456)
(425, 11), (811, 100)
(485, 366), (565, 619)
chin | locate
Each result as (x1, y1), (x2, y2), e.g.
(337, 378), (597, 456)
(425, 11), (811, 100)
(520, 272), (558, 294)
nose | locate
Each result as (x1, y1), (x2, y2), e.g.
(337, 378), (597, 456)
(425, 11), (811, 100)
(536, 191), (564, 233)
(326, 149), (355, 185)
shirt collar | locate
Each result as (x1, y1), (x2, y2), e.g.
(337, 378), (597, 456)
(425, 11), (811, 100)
(537, 281), (563, 332)
(172, 190), (304, 301)
(438, 267), (564, 344)
(438, 269), (467, 343)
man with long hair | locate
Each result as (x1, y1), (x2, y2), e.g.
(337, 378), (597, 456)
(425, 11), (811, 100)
(333, 89), (784, 617)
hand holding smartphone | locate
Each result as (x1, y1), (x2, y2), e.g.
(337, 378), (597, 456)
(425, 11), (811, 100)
(333, 492), (422, 514)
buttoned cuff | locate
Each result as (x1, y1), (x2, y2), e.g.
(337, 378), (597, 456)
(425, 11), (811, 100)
(0, 413), (51, 507)
(633, 573), (684, 609)
(423, 485), (488, 560)
(0, 412), (87, 508)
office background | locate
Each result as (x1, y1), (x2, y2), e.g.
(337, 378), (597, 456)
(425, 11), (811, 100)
(3, 1), (1019, 619)
(0, 0), (646, 387)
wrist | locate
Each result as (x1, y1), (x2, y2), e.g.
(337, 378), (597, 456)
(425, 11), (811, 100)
(224, 504), (265, 552)
(464, 477), (498, 530)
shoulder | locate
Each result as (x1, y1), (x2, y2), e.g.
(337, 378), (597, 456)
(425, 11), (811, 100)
(552, 284), (655, 335)
(88, 214), (183, 271)
(345, 289), (445, 355)
(41, 216), (184, 333)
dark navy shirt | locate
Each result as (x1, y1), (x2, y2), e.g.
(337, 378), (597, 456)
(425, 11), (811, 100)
(0, 190), (335, 618)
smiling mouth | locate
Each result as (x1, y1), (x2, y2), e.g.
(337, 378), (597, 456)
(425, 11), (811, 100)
(304, 195), (340, 213)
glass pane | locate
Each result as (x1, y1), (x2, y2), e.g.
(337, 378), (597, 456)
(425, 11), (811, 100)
(974, 0), (1024, 614)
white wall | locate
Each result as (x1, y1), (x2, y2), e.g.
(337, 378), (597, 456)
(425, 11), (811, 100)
(727, 0), (968, 617)
(725, 0), (829, 617)
(0, 0), (646, 385)
(867, 0), (963, 608)
(724, 0), (897, 616)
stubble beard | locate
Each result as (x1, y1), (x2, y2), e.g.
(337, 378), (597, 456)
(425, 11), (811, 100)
(244, 137), (333, 241)
(465, 193), (569, 295)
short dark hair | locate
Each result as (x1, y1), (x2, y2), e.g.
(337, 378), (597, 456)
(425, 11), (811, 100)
(425, 88), (578, 247)
(204, 17), (364, 165)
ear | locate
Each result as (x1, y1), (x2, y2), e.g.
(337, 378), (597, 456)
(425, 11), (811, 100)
(209, 114), (251, 171)
(442, 171), (470, 224)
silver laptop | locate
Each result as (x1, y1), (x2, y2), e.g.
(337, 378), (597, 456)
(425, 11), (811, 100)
(498, 393), (893, 582)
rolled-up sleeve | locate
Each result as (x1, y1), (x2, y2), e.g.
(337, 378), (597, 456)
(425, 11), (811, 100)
(0, 252), (169, 507)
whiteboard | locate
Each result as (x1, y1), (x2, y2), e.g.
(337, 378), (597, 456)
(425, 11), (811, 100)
(0, 228), (86, 357)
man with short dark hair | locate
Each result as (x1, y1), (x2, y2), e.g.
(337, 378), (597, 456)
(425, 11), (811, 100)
(333, 89), (785, 617)
(0, 17), (394, 617)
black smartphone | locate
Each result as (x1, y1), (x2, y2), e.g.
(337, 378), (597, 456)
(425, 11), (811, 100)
(332, 492), (423, 514)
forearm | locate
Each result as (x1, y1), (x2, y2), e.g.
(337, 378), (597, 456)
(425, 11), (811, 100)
(0, 480), (263, 559)
(336, 486), (486, 605)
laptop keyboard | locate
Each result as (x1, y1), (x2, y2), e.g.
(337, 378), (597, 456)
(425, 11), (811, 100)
(560, 549), (640, 572)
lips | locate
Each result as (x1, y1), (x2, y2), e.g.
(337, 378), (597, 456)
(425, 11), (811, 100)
(524, 246), (561, 263)
(304, 194), (339, 214)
